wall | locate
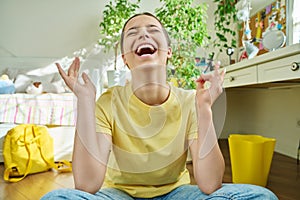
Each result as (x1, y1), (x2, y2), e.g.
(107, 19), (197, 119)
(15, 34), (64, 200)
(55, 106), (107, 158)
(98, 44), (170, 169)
(0, 0), (234, 69)
(0, 0), (102, 58)
(0, 0), (286, 67)
(0, 0), (163, 69)
(221, 87), (300, 159)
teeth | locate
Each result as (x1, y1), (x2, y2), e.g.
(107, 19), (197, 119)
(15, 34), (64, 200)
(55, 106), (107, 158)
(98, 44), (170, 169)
(136, 44), (154, 54)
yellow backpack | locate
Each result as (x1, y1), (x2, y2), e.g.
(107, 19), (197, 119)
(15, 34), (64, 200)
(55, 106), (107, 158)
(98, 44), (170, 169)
(3, 124), (72, 182)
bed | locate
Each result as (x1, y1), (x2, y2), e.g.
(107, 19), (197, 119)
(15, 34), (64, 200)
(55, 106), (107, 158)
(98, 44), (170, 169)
(0, 54), (109, 163)
(0, 93), (77, 162)
(0, 93), (77, 125)
(0, 63), (81, 163)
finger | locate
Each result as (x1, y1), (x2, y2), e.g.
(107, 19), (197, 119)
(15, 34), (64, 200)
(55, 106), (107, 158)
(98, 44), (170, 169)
(212, 60), (221, 68)
(68, 58), (77, 77)
(198, 73), (213, 82)
(220, 68), (226, 80)
(74, 57), (80, 75)
(82, 72), (96, 93)
(56, 63), (68, 81)
(213, 62), (221, 75)
(82, 72), (91, 84)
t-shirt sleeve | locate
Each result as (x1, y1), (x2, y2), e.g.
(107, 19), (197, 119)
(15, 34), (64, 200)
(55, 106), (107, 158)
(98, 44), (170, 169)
(95, 91), (113, 135)
(187, 92), (198, 140)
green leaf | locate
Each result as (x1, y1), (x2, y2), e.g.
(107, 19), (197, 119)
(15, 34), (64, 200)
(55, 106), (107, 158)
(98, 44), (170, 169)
(213, 0), (237, 52)
(99, 0), (140, 69)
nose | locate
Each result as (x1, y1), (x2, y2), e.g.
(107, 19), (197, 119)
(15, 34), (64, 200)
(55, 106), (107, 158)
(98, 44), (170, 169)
(138, 28), (150, 40)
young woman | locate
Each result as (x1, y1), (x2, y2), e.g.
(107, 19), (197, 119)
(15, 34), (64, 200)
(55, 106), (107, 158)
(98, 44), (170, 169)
(42, 13), (278, 200)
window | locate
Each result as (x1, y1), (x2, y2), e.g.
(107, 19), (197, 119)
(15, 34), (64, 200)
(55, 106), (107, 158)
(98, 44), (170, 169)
(292, 0), (300, 44)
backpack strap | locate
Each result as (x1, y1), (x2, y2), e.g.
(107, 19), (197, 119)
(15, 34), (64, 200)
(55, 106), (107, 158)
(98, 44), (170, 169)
(3, 164), (27, 182)
(54, 160), (72, 173)
(4, 127), (34, 182)
(4, 125), (72, 182)
(33, 126), (72, 173)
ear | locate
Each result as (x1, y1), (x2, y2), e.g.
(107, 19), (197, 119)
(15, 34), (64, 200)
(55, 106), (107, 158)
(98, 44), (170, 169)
(167, 47), (172, 59)
(122, 54), (127, 65)
(122, 54), (130, 69)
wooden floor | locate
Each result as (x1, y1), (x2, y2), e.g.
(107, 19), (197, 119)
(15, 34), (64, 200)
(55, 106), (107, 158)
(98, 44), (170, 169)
(0, 139), (299, 200)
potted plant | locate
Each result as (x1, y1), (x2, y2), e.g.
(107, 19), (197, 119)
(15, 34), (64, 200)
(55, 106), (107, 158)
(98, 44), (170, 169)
(155, 0), (209, 89)
(213, 0), (238, 52)
(99, 0), (140, 87)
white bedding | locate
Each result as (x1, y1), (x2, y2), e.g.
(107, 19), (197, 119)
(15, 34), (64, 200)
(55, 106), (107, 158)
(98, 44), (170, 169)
(0, 93), (77, 162)
(0, 93), (77, 126)
(0, 57), (103, 163)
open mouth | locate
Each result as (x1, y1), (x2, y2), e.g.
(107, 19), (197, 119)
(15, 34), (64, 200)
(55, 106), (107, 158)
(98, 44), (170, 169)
(135, 44), (157, 56)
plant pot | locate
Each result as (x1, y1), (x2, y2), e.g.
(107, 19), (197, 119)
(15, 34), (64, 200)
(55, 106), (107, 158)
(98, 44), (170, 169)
(107, 70), (127, 87)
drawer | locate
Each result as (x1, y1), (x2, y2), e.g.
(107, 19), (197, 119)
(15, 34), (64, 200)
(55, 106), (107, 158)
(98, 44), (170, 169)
(224, 66), (257, 88)
(258, 54), (300, 83)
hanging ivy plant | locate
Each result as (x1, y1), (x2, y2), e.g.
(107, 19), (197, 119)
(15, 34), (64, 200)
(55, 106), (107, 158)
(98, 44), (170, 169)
(213, 0), (238, 52)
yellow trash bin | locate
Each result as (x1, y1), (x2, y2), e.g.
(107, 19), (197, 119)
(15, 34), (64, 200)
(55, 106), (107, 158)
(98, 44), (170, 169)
(228, 134), (276, 187)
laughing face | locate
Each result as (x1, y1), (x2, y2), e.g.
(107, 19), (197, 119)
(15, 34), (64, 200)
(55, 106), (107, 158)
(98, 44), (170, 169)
(121, 14), (172, 69)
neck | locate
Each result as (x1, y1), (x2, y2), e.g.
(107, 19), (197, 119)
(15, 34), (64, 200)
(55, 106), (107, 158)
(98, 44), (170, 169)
(131, 64), (170, 105)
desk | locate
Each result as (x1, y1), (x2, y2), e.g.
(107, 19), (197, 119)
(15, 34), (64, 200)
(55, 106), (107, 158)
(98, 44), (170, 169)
(221, 43), (300, 159)
(223, 43), (300, 88)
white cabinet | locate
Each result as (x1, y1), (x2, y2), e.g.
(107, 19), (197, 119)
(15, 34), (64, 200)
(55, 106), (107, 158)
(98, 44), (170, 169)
(223, 43), (300, 88)
(224, 65), (257, 88)
(258, 54), (300, 83)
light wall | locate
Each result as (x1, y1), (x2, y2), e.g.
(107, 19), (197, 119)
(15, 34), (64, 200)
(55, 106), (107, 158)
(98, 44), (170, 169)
(0, 0), (163, 60)
(0, 0), (229, 69)
(0, 0), (282, 65)
(221, 87), (300, 159)
(0, 0), (102, 58)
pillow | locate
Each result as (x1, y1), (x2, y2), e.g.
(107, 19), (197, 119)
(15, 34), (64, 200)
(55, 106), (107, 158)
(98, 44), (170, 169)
(4, 68), (21, 81)
(14, 74), (54, 93)
(51, 73), (71, 93)
(42, 80), (67, 94)
(5, 67), (57, 82)
(51, 72), (62, 82)
(0, 80), (15, 94)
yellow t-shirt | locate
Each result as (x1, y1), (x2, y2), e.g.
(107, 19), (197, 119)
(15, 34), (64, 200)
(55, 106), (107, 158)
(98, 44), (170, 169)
(95, 82), (198, 198)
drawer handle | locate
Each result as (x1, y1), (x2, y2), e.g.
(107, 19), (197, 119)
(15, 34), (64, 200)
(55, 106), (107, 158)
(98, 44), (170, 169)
(229, 76), (235, 82)
(291, 62), (300, 71)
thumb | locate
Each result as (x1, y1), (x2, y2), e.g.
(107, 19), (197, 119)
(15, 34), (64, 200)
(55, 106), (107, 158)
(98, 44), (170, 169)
(82, 72), (91, 84)
(82, 72), (96, 93)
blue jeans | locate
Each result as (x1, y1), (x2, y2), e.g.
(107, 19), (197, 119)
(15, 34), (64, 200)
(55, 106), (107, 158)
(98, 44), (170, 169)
(41, 184), (278, 200)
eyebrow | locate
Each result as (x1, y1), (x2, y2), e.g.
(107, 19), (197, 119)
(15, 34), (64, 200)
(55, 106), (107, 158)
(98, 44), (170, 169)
(127, 26), (139, 32)
(126, 24), (161, 32)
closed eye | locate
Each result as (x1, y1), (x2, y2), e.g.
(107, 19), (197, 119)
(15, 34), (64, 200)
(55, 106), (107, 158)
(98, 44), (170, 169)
(148, 28), (161, 33)
(126, 30), (138, 36)
(147, 25), (162, 33)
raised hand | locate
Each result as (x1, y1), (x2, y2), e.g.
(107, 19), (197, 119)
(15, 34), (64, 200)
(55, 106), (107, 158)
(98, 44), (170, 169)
(56, 57), (96, 100)
(195, 62), (225, 107)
